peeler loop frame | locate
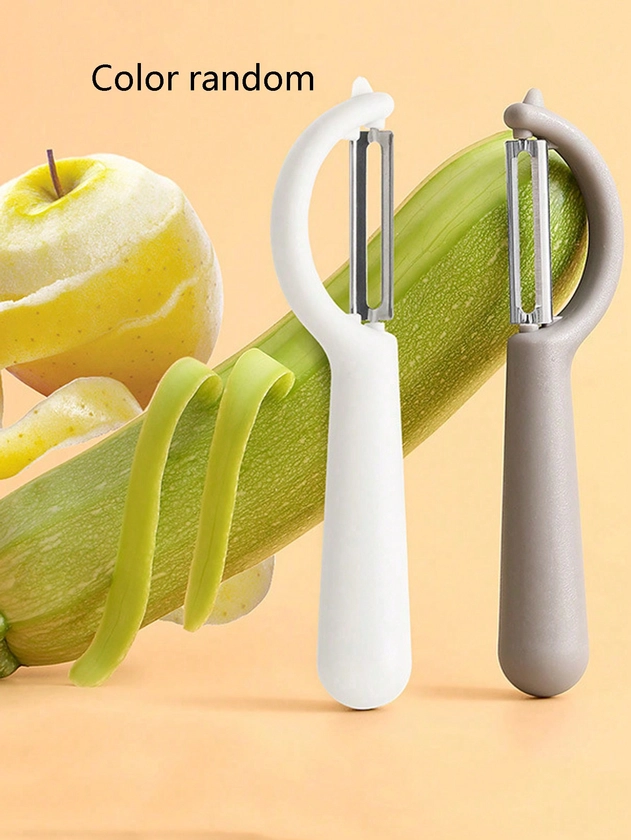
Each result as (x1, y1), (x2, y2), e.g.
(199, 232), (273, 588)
(271, 89), (395, 352)
(504, 94), (624, 347)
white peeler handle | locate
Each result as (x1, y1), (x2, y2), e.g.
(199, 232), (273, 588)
(499, 329), (587, 698)
(318, 319), (410, 710)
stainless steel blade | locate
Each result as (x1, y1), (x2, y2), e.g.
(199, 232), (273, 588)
(506, 137), (553, 327)
(350, 128), (394, 322)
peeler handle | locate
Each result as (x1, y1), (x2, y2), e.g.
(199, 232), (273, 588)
(318, 322), (411, 710)
(499, 329), (588, 698)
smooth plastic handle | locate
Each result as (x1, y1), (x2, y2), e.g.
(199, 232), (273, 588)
(318, 321), (411, 710)
(499, 330), (588, 697)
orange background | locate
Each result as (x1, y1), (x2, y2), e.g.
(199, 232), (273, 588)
(0, 0), (630, 838)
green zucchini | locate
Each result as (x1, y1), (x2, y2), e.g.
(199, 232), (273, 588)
(0, 132), (587, 673)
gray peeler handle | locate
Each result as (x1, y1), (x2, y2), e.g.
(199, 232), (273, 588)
(498, 328), (588, 698)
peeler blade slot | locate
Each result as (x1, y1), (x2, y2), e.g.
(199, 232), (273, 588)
(350, 129), (394, 322)
(506, 138), (553, 327)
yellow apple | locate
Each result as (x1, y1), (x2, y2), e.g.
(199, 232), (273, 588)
(0, 153), (222, 407)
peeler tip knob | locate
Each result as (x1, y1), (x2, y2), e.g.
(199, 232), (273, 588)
(523, 87), (545, 107)
(351, 77), (387, 130)
(510, 89), (546, 139)
(352, 76), (374, 97)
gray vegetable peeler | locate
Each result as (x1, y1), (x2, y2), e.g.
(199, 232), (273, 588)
(498, 89), (624, 698)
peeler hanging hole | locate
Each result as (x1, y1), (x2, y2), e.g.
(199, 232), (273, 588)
(364, 141), (384, 311)
(516, 150), (537, 316)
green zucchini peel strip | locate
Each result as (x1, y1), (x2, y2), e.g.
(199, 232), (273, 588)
(184, 349), (294, 631)
(69, 349), (294, 686)
(70, 357), (222, 686)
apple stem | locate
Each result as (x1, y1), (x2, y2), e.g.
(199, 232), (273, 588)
(46, 149), (65, 199)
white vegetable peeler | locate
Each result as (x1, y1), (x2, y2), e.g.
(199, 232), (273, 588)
(499, 89), (624, 697)
(271, 78), (411, 710)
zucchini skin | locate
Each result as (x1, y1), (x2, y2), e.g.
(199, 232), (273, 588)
(0, 132), (587, 668)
